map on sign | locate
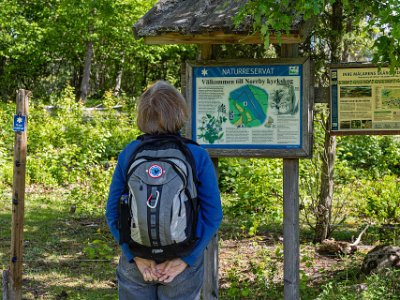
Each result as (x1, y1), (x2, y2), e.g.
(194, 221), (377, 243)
(228, 85), (268, 128)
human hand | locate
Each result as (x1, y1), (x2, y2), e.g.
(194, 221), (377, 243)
(155, 258), (188, 283)
(133, 257), (159, 282)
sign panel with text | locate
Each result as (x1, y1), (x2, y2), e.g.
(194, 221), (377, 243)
(331, 65), (400, 135)
(185, 58), (312, 158)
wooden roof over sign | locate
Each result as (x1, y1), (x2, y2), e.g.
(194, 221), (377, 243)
(133, 0), (308, 45)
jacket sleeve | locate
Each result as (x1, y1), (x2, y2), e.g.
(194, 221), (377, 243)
(105, 151), (135, 262)
(181, 147), (223, 266)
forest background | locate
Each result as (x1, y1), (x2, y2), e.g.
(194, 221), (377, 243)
(0, 0), (400, 299)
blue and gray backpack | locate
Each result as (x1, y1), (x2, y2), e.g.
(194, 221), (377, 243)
(118, 134), (200, 260)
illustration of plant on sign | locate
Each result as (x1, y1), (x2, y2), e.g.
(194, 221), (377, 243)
(270, 85), (298, 115)
(198, 104), (227, 144)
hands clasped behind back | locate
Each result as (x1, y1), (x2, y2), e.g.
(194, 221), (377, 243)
(134, 257), (188, 284)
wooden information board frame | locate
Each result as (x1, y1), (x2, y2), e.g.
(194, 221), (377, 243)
(185, 57), (312, 158)
(330, 63), (400, 136)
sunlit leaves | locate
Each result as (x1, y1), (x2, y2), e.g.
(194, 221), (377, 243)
(239, 0), (400, 69)
(0, 0), (178, 100)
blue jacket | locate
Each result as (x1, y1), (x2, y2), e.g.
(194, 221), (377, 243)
(105, 138), (223, 266)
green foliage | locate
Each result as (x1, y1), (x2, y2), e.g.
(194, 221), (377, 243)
(0, 0), (197, 101)
(2, 97), (400, 298)
(218, 112), (400, 235)
(219, 110), (400, 236)
(68, 165), (115, 215)
(365, 224), (400, 245)
(219, 157), (283, 235)
(337, 135), (400, 178)
(83, 239), (114, 260)
(238, 0), (400, 69)
(236, 0), (324, 48)
(0, 87), (139, 212)
(221, 246), (284, 299)
(367, 1), (400, 69)
(0, 101), (15, 188)
(316, 269), (400, 300)
(352, 175), (400, 224)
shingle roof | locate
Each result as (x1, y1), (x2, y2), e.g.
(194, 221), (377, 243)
(133, 0), (307, 44)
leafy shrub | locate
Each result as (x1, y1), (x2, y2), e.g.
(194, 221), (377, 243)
(83, 239), (114, 260)
(316, 269), (400, 300)
(0, 87), (140, 212)
(219, 157), (283, 235)
(298, 108), (361, 235)
(0, 101), (16, 188)
(337, 135), (400, 178)
(220, 246), (284, 300)
(352, 175), (400, 224)
(24, 87), (139, 186)
(68, 164), (115, 215)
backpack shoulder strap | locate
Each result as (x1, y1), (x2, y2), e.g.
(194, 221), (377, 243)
(173, 135), (200, 185)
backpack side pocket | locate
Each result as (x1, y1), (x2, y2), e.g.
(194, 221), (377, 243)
(129, 192), (143, 244)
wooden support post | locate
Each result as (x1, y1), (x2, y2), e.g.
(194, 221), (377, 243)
(5, 89), (30, 300)
(283, 159), (300, 300)
(280, 44), (300, 300)
(198, 44), (219, 300)
(3, 269), (10, 300)
(203, 157), (219, 300)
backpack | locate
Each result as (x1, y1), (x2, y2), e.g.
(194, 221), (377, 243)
(118, 134), (200, 260)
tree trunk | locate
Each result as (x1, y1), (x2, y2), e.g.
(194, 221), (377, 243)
(0, 55), (6, 77)
(0, 56), (7, 99)
(314, 0), (343, 243)
(94, 63), (101, 93)
(114, 56), (124, 97)
(314, 117), (337, 241)
(79, 40), (94, 101)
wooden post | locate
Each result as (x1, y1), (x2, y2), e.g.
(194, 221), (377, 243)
(3, 269), (9, 300)
(203, 157), (220, 299)
(281, 44), (300, 300)
(6, 89), (30, 300)
(198, 44), (219, 300)
(283, 159), (300, 300)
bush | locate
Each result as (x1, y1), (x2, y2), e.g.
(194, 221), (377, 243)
(316, 269), (400, 299)
(0, 101), (16, 188)
(0, 87), (140, 211)
(337, 135), (400, 177)
(352, 175), (400, 224)
(219, 157), (283, 235)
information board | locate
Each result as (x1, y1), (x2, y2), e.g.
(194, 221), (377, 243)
(331, 65), (400, 135)
(185, 58), (312, 158)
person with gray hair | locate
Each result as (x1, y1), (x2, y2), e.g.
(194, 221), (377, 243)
(106, 80), (223, 299)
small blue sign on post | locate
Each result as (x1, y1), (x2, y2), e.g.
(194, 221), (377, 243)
(13, 115), (26, 132)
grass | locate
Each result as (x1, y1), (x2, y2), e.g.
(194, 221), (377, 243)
(0, 187), (118, 299)
(1, 186), (399, 299)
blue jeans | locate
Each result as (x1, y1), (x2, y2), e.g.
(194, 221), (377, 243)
(116, 254), (204, 300)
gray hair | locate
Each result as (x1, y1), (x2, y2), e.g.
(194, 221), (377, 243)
(137, 81), (188, 134)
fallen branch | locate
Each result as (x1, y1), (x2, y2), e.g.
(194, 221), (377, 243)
(317, 224), (370, 256)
